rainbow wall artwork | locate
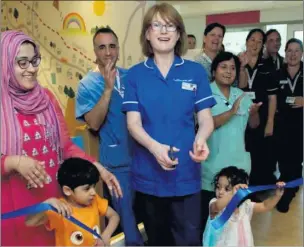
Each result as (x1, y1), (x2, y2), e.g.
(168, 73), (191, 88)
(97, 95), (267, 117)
(61, 12), (88, 36)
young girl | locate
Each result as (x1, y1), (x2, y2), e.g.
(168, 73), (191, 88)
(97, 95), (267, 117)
(203, 166), (285, 247)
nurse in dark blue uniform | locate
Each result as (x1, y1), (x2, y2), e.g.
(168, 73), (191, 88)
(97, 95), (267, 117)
(122, 3), (216, 246)
(239, 29), (278, 185)
(275, 38), (303, 213)
(264, 29), (285, 72)
(262, 29), (285, 184)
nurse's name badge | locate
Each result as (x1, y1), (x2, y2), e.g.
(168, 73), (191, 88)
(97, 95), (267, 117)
(279, 80), (288, 84)
(182, 82), (197, 91)
(286, 96), (295, 104)
(245, 91), (256, 100)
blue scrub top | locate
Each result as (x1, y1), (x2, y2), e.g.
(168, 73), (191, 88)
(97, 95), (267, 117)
(75, 68), (132, 171)
(122, 56), (216, 197)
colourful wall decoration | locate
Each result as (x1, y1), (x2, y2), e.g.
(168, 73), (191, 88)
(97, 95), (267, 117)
(61, 12), (88, 36)
(93, 1), (106, 16)
(1, 0), (154, 134)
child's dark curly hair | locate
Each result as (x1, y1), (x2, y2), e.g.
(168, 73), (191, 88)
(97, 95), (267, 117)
(212, 166), (249, 190)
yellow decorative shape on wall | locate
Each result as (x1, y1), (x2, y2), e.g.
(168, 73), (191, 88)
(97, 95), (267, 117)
(93, 1), (106, 16)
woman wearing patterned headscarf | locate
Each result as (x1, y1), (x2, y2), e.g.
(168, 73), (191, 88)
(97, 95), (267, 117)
(1, 30), (122, 246)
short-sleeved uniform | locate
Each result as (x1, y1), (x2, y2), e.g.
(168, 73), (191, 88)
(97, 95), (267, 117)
(45, 195), (108, 246)
(200, 82), (252, 233)
(122, 56), (216, 197)
(261, 54), (285, 183)
(242, 57), (278, 185)
(201, 82), (253, 192)
(122, 56), (216, 246)
(76, 68), (131, 170)
(75, 69), (144, 245)
(275, 62), (303, 206)
(263, 54), (284, 72)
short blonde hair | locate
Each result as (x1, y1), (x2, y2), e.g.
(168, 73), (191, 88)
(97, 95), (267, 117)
(140, 3), (187, 57)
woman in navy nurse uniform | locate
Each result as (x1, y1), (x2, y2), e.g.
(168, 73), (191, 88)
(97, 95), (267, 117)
(239, 29), (278, 186)
(275, 38), (303, 213)
(122, 3), (216, 246)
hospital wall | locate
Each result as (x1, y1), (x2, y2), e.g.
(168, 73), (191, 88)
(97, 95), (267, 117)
(1, 1), (302, 135)
(1, 0), (154, 135)
(183, 4), (304, 50)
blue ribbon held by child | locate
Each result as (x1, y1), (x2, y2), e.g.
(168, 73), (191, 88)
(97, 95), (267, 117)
(1, 203), (102, 239)
(211, 177), (303, 230)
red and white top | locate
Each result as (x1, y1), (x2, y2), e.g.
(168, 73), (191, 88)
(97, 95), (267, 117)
(1, 89), (95, 246)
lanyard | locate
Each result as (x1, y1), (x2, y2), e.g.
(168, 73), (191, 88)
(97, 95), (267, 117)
(287, 72), (301, 94)
(276, 58), (280, 70)
(113, 70), (124, 98)
(246, 68), (258, 90)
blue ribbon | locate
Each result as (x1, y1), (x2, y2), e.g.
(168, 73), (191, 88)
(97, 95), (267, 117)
(1, 203), (102, 239)
(211, 178), (303, 230)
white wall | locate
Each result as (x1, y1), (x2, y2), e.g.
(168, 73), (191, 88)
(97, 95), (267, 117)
(184, 16), (206, 49)
(183, 4), (303, 50)
(260, 6), (303, 23)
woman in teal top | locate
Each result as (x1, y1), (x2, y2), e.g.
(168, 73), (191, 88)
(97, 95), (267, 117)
(200, 52), (262, 233)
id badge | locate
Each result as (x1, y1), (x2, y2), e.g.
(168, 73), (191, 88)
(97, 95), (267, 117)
(279, 80), (288, 85)
(182, 82), (197, 91)
(286, 96), (295, 104)
(246, 91), (256, 100)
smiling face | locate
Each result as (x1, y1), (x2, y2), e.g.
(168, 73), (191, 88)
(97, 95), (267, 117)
(285, 42), (303, 67)
(246, 31), (264, 57)
(93, 32), (119, 68)
(204, 27), (224, 53)
(14, 43), (40, 90)
(214, 58), (236, 86)
(145, 12), (180, 55)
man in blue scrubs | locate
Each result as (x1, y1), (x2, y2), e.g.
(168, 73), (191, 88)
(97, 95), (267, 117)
(75, 28), (143, 246)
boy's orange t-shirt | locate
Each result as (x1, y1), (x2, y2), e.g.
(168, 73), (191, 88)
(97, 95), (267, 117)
(45, 195), (108, 246)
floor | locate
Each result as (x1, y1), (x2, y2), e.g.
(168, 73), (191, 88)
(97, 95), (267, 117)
(252, 188), (303, 246)
(111, 188), (303, 246)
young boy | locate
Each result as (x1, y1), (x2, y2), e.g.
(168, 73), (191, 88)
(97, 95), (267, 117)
(26, 157), (120, 246)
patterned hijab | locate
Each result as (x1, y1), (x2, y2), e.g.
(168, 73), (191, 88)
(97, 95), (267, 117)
(1, 30), (61, 155)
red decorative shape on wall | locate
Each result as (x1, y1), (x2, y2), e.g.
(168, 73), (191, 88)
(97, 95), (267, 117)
(206, 11), (260, 26)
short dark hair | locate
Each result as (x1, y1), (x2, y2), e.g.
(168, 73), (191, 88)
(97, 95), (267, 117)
(93, 27), (119, 44)
(212, 166), (249, 191)
(57, 158), (100, 190)
(187, 34), (196, 40)
(246, 28), (266, 44)
(265, 29), (281, 41)
(211, 51), (240, 81)
(204, 22), (226, 36)
(285, 38), (303, 52)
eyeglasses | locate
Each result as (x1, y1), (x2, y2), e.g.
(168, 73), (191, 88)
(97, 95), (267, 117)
(150, 21), (177, 32)
(16, 57), (41, 69)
